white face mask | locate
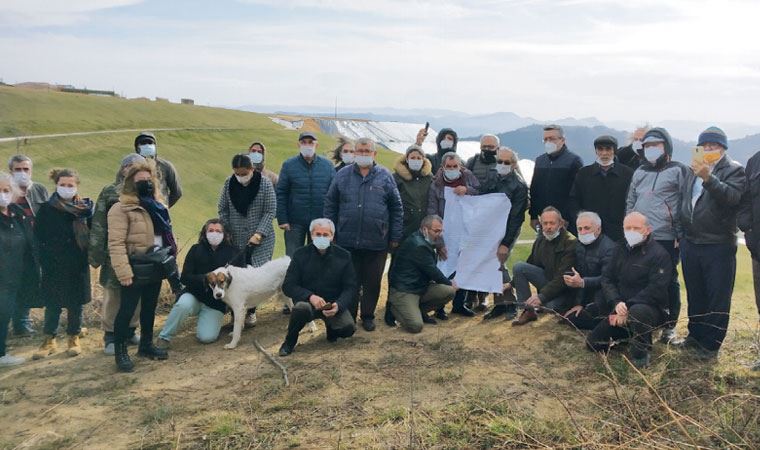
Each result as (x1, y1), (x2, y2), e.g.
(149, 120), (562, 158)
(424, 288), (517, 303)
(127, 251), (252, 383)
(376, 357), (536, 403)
(235, 173), (253, 185)
(300, 145), (315, 158)
(624, 230), (645, 247)
(440, 139), (454, 150)
(206, 231), (224, 247)
(12, 171), (31, 188)
(632, 140), (643, 151)
(313, 236), (331, 250)
(407, 159), (423, 171)
(138, 144), (157, 158)
(596, 157), (613, 167)
(57, 186), (77, 200)
(0, 192), (12, 208)
(578, 232), (598, 245)
(444, 169), (461, 180)
(543, 229), (560, 241)
(249, 152), (264, 164)
(644, 146), (664, 164)
(544, 141), (559, 154)
(496, 162), (512, 175)
(342, 152), (355, 164)
(355, 155), (374, 167)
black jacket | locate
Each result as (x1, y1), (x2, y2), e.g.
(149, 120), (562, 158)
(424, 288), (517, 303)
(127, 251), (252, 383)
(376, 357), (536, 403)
(529, 146), (583, 227)
(389, 231), (452, 295)
(480, 169), (529, 247)
(282, 243), (357, 312)
(681, 155), (746, 245)
(569, 163), (633, 242)
(426, 128), (459, 175)
(0, 204), (38, 293)
(574, 234), (616, 308)
(180, 241), (245, 313)
(738, 151), (760, 258)
(616, 144), (641, 170)
(601, 237), (672, 316)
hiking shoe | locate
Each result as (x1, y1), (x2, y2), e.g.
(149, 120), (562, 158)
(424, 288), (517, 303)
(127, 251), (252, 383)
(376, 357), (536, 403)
(511, 309), (537, 326)
(33, 336), (57, 360)
(67, 335), (82, 357)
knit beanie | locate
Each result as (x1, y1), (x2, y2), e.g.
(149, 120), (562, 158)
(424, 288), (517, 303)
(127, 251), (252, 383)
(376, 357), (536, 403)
(698, 126), (728, 149)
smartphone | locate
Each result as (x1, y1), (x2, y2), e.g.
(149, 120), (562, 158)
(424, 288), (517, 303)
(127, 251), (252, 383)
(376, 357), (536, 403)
(424, 122), (430, 133)
(563, 270), (575, 277)
(692, 146), (705, 165)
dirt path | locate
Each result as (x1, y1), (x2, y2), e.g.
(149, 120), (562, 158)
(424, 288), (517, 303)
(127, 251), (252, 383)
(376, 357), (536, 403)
(0, 127), (253, 143)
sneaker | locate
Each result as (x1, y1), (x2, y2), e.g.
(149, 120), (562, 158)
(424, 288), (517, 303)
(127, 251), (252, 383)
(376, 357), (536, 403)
(67, 335), (82, 357)
(33, 336), (57, 360)
(129, 333), (141, 346)
(278, 341), (295, 357)
(245, 311), (257, 327)
(156, 338), (170, 350)
(659, 327), (678, 344)
(0, 354), (26, 366)
(103, 342), (115, 355)
(511, 309), (538, 326)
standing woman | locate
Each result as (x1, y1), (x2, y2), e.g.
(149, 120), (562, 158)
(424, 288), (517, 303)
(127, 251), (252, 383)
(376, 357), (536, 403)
(331, 137), (355, 171)
(108, 162), (176, 372)
(0, 173), (38, 366)
(248, 142), (279, 187)
(33, 168), (93, 359)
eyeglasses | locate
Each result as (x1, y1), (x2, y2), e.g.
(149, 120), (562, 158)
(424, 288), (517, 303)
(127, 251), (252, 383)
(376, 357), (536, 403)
(702, 143), (724, 150)
(481, 146), (497, 151)
(497, 161), (511, 165)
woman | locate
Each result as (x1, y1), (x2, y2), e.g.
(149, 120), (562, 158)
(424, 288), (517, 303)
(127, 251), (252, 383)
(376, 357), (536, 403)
(108, 162), (176, 372)
(331, 137), (355, 171)
(248, 142), (279, 187)
(157, 219), (245, 347)
(393, 144), (434, 240)
(33, 168), (93, 359)
(218, 154), (276, 324)
(0, 173), (37, 366)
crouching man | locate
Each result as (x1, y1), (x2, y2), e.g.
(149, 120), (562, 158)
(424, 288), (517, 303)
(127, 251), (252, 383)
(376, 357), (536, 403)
(387, 215), (457, 333)
(278, 218), (357, 356)
(587, 212), (672, 368)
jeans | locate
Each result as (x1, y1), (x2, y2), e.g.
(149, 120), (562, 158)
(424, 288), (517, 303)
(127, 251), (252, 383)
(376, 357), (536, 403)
(512, 262), (571, 313)
(284, 223), (311, 257)
(285, 302), (356, 345)
(43, 303), (84, 336)
(588, 303), (662, 359)
(114, 282), (162, 346)
(159, 293), (225, 344)
(388, 284), (455, 333)
(656, 240), (681, 326)
(0, 287), (17, 357)
(347, 248), (388, 321)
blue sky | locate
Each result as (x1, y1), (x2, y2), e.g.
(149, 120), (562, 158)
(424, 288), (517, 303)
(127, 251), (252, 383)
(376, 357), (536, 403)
(1, 0), (759, 125)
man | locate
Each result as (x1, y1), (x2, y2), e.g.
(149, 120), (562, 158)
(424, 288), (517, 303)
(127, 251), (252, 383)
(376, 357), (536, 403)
(278, 219), (357, 356)
(738, 142), (760, 370)
(8, 155), (48, 336)
(570, 135), (633, 242)
(626, 127), (687, 343)
(134, 132), (182, 207)
(679, 127), (746, 359)
(465, 134), (500, 186)
(588, 212), (672, 369)
(276, 132), (335, 257)
(512, 206), (577, 325)
(529, 125), (583, 235)
(324, 137), (403, 331)
(480, 147), (529, 320)
(561, 212), (616, 330)
(416, 127), (459, 175)
(387, 215), (457, 333)
(615, 125), (649, 170)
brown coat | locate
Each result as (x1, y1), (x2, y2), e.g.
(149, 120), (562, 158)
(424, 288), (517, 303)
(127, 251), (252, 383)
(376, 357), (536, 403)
(107, 193), (156, 284)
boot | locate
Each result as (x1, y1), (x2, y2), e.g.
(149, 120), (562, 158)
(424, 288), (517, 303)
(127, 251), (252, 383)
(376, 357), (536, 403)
(33, 335), (57, 360)
(483, 304), (507, 320)
(511, 309), (538, 326)
(67, 335), (82, 357)
(114, 342), (134, 372)
(505, 304), (518, 321)
(384, 308), (396, 327)
(137, 343), (169, 360)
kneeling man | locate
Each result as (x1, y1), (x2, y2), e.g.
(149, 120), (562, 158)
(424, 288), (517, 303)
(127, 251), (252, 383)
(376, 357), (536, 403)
(278, 218), (357, 356)
(387, 215), (457, 333)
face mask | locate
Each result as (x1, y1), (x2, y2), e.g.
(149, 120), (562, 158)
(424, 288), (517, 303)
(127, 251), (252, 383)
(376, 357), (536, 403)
(300, 145), (315, 158)
(624, 230), (645, 247)
(644, 146), (664, 164)
(578, 232), (598, 245)
(342, 152), (355, 164)
(249, 152), (264, 164)
(481, 150), (496, 162)
(12, 171), (31, 187)
(57, 186), (77, 200)
(440, 140), (454, 150)
(703, 150), (722, 165)
(407, 159), (423, 171)
(235, 173), (253, 185)
(313, 236), (331, 250)
(206, 231), (224, 247)
(632, 140), (643, 151)
(355, 155), (374, 167)
(596, 157), (613, 167)
(422, 229), (434, 244)
(136, 180), (155, 197)
(138, 144), (157, 158)
(0, 192), (12, 208)
(543, 229), (560, 241)
(544, 141), (558, 154)
(444, 169), (461, 180)
(496, 163), (512, 175)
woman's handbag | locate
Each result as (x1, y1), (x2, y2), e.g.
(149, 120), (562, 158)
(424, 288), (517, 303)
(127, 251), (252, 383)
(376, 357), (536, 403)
(128, 246), (173, 286)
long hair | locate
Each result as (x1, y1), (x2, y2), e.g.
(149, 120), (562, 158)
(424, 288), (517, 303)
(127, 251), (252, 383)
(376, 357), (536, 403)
(49, 167), (80, 185)
(198, 218), (232, 246)
(121, 161), (165, 204)
(331, 136), (354, 164)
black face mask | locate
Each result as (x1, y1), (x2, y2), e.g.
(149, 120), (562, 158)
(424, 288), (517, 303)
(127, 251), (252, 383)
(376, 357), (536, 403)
(136, 180), (155, 197)
(481, 150), (497, 163)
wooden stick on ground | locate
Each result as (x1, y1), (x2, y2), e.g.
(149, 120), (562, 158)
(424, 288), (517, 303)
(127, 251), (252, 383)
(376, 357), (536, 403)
(253, 339), (290, 387)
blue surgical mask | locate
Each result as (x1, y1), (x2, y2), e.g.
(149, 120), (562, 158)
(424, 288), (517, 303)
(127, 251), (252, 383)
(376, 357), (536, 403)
(355, 155), (374, 167)
(440, 140), (454, 150)
(342, 152), (355, 164)
(300, 145), (315, 158)
(644, 146), (664, 164)
(313, 236), (331, 250)
(249, 152), (264, 164)
(407, 159), (423, 171)
(444, 169), (461, 180)
(544, 142), (558, 154)
(138, 144), (157, 158)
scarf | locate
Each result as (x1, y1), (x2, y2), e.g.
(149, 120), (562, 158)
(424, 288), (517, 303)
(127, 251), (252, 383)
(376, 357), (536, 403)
(139, 195), (178, 256)
(229, 171), (262, 216)
(49, 193), (93, 252)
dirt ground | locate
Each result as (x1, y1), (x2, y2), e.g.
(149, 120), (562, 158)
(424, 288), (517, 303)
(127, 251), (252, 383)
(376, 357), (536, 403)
(2, 278), (759, 449)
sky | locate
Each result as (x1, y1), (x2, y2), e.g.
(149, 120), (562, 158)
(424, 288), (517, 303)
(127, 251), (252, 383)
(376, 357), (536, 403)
(2, 0), (760, 125)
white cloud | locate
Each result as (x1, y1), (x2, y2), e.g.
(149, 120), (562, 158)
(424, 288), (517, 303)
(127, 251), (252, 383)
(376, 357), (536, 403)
(0, 0), (143, 26)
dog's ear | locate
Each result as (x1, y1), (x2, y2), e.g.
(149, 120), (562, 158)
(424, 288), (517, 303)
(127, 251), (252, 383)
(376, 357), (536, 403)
(205, 273), (214, 291)
(225, 272), (233, 287)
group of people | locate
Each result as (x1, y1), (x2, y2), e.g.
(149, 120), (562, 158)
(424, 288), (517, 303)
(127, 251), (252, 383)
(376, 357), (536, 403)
(1, 123), (758, 372)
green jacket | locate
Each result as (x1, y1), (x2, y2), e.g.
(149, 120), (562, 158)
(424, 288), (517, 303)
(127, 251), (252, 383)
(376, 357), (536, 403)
(88, 182), (121, 288)
(389, 231), (451, 295)
(393, 156), (434, 240)
(526, 229), (577, 302)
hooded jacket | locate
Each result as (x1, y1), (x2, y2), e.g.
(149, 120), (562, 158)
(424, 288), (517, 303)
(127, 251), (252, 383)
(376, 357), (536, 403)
(625, 128), (688, 241)
(393, 156), (433, 240)
(427, 128), (458, 175)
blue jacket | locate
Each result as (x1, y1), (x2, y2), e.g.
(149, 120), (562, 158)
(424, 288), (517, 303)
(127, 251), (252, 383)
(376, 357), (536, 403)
(324, 163), (403, 251)
(276, 154), (335, 226)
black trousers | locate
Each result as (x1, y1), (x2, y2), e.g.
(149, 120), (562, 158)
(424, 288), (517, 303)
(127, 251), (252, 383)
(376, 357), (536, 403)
(285, 302), (356, 345)
(346, 248), (387, 321)
(0, 287), (17, 357)
(752, 258), (760, 317)
(565, 302), (607, 330)
(114, 282), (162, 346)
(588, 303), (662, 359)
(656, 240), (681, 326)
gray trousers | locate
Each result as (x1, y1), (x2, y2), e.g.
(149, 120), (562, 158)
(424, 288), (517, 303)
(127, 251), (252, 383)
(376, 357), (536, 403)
(512, 262), (570, 313)
(388, 284), (455, 333)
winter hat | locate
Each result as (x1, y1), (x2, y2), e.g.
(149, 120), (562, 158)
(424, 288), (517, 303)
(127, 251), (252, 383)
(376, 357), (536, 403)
(405, 144), (424, 157)
(120, 153), (146, 169)
(593, 135), (618, 149)
(698, 126), (728, 149)
(435, 128), (459, 153)
(134, 131), (156, 149)
(641, 127), (674, 157)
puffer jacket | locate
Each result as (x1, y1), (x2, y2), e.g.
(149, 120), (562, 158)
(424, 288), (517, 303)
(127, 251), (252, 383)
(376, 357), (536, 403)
(574, 233), (616, 308)
(427, 128), (459, 175)
(389, 231), (452, 295)
(465, 153), (496, 187)
(681, 155), (746, 245)
(324, 163), (403, 251)
(427, 168), (480, 218)
(393, 156), (433, 240)
(526, 229), (576, 302)
(88, 182), (121, 288)
(276, 154), (335, 227)
(480, 169), (529, 247)
(107, 194), (156, 285)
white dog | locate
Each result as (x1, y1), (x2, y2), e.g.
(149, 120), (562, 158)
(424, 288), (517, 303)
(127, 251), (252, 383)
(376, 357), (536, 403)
(207, 256), (316, 349)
